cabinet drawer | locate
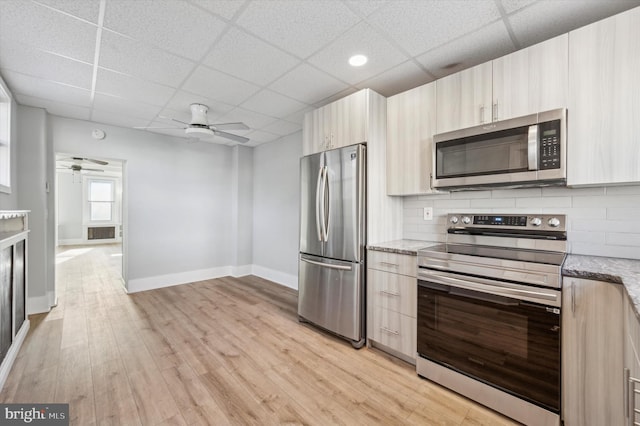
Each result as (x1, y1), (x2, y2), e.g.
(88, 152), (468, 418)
(368, 269), (416, 317)
(371, 306), (416, 360)
(368, 250), (416, 277)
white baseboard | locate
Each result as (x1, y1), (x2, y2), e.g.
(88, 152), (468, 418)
(125, 264), (298, 294)
(127, 266), (231, 293)
(251, 265), (298, 290)
(230, 265), (252, 277)
(58, 238), (121, 246)
(0, 320), (30, 391)
(27, 295), (51, 314)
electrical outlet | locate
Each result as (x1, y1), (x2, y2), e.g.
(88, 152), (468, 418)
(423, 207), (433, 221)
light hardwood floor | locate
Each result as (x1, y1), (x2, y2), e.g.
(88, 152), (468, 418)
(0, 245), (518, 425)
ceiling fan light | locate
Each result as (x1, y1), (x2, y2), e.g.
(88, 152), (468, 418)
(185, 127), (214, 137)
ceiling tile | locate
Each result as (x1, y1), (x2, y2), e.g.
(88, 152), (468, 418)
(92, 109), (154, 129)
(0, 37), (93, 89)
(509, 0), (640, 47)
(260, 119), (302, 136)
(0, 0), (97, 63)
(99, 30), (196, 87)
(103, 0), (227, 61)
(308, 21), (409, 85)
(14, 93), (91, 121)
(241, 89), (308, 119)
(182, 66), (261, 106)
(284, 106), (314, 126)
(416, 21), (515, 78)
(163, 91), (235, 122)
(345, 0), (389, 17)
(35, 0), (101, 24)
(1, 69), (91, 107)
(92, 93), (163, 121)
(368, 0), (501, 56)
(244, 129), (280, 144)
(268, 64), (349, 104)
(95, 69), (176, 107)
(356, 61), (434, 97)
(235, 0), (361, 58)
(189, 0), (248, 20)
(202, 27), (300, 86)
(500, 0), (538, 15)
(217, 107), (277, 131)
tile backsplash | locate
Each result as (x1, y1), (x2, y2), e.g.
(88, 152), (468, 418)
(403, 185), (640, 260)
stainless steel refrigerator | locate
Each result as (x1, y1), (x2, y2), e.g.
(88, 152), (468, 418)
(298, 144), (366, 348)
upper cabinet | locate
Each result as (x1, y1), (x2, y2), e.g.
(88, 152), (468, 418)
(386, 82), (436, 195)
(302, 90), (369, 155)
(567, 7), (640, 186)
(436, 34), (568, 134)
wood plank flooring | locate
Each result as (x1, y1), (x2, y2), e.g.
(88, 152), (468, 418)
(0, 244), (518, 425)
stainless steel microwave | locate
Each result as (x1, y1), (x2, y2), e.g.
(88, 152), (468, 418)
(432, 109), (566, 190)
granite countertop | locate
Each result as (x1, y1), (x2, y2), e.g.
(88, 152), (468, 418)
(367, 239), (437, 256)
(563, 254), (640, 315)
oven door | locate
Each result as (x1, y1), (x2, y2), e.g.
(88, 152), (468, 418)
(417, 269), (561, 413)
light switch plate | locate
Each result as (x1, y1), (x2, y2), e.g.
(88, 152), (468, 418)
(423, 207), (433, 221)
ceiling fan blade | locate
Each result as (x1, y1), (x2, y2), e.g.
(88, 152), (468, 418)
(210, 122), (250, 131)
(213, 130), (250, 144)
(60, 157), (108, 165)
(81, 168), (104, 172)
(158, 115), (189, 125)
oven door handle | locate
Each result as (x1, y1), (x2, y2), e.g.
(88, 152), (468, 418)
(418, 269), (561, 307)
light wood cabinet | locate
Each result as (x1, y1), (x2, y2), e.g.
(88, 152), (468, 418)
(367, 250), (416, 363)
(386, 82), (436, 195)
(567, 7), (640, 186)
(302, 90), (368, 155)
(436, 34), (568, 134)
(562, 277), (624, 426)
(624, 293), (640, 426)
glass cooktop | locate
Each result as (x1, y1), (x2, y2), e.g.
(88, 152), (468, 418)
(421, 243), (566, 266)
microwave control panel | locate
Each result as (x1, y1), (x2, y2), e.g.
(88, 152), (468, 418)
(539, 119), (561, 170)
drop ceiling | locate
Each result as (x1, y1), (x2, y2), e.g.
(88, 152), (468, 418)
(0, 0), (638, 147)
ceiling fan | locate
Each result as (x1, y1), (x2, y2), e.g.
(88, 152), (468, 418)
(57, 157), (108, 173)
(135, 104), (251, 143)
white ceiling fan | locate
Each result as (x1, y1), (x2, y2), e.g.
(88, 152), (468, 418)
(136, 104), (250, 143)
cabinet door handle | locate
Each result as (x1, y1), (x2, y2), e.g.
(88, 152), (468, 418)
(381, 327), (399, 335)
(492, 101), (499, 121)
(480, 105), (485, 123)
(571, 282), (575, 314)
(378, 261), (399, 268)
(381, 290), (400, 297)
(626, 368), (631, 421)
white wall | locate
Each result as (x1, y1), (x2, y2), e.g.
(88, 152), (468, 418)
(403, 185), (640, 260)
(0, 88), (18, 210)
(230, 145), (253, 274)
(56, 172), (83, 240)
(252, 132), (302, 289)
(50, 116), (236, 292)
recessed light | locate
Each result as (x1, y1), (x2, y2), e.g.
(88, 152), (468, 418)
(348, 54), (368, 67)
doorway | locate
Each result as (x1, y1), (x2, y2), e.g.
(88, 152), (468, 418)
(54, 154), (127, 301)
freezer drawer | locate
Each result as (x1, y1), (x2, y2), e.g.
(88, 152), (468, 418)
(298, 254), (364, 343)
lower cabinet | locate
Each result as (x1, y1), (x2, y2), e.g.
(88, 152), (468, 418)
(624, 293), (640, 426)
(562, 277), (624, 426)
(367, 250), (416, 363)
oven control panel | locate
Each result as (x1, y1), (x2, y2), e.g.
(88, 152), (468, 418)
(448, 214), (566, 232)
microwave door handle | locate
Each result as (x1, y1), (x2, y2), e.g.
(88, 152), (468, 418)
(528, 124), (538, 170)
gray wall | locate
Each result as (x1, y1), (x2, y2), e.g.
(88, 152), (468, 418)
(230, 145), (254, 271)
(252, 132), (302, 288)
(403, 185), (640, 260)
(0, 96), (18, 210)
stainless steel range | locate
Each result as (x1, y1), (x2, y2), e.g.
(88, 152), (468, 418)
(416, 213), (567, 426)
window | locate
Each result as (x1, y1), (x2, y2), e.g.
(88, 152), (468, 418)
(0, 77), (12, 193)
(88, 179), (115, 221)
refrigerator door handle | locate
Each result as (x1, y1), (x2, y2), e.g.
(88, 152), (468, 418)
(315, 165), (323, 242)
(301, 257), (352, 271)
(323, 165), (330, 242)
